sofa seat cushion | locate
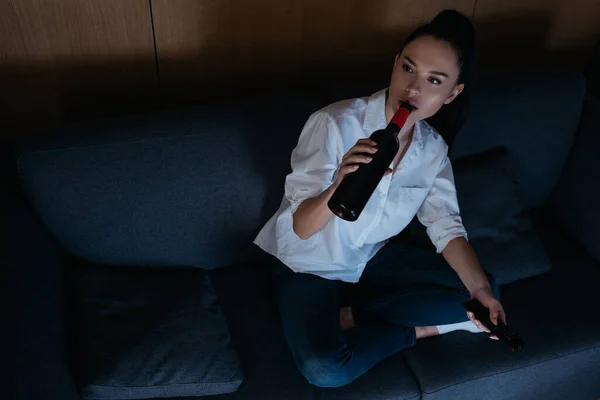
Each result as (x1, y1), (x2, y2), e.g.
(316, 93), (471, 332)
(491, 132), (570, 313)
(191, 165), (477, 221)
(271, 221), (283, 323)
(65, 262), (243, 399)
(400, 214), (600, 400)
(204, 262), (420, 400)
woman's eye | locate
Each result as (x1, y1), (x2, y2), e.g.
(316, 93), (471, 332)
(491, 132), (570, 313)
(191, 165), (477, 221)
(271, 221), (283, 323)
(429, 77), (441, 85)
(402, 64), (413, 73)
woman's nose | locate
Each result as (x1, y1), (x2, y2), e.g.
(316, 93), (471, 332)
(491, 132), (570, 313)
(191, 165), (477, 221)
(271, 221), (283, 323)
(405, 84), (420, 97)
(405, 77), (420, 96)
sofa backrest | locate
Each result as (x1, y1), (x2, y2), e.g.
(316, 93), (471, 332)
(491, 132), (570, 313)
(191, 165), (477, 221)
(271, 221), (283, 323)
(15, 70), (586, 269)
(326, 70), (587, 209)
(16, 92), (323, 269)
(449, 69), (586, 208)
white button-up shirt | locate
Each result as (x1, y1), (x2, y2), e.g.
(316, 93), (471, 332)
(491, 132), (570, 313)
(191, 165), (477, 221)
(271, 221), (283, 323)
(254, 88), (467, 283)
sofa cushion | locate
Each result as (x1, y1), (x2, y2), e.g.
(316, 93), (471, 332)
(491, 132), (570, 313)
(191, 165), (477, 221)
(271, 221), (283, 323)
(65, 262), (243, 399)
(204, 262), (420, 400)
(400, 214), (600, 400)
(549, 96), (600, 264)
(325, 69), (586, 209)
(453, 148), (551, 284)
(449, 70), (585, 209)
(397, 147), (551, 285)
(0, 172), (80, 400)
(16, 92), (321, 269)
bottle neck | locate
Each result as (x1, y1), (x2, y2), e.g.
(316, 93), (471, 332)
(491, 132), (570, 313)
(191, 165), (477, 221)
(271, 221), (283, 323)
(386, 121), (402, 134)
(387, 106), (412, 134)
(390, 106), (411, 128)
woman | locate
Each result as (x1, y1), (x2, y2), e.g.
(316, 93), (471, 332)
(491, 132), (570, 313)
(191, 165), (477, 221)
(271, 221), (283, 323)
(254, 10), (506, 388)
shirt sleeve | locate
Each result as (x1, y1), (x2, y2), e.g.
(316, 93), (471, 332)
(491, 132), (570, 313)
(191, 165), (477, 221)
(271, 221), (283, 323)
(417, 152), (468, 253)
(284, 111), (341, 214)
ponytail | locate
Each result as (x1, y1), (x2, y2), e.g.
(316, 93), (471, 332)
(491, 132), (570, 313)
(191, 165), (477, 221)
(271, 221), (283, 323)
(400, 10), (477, 147)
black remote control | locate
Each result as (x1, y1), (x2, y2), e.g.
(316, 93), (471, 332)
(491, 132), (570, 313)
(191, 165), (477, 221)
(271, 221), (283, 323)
(462, 298), (524, 352)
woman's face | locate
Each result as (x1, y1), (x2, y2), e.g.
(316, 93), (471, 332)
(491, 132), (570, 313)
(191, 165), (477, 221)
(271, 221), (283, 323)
(387, 35), (464, 124)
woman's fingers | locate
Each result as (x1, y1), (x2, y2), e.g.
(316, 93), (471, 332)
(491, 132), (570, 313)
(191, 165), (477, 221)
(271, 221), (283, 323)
(467, 311), (491, 333)
(498, 307), (507, 325)
(489, 303), (501, 326)
(342, 154), (374, 166)
(356, 138), (378, 146)
(337, 139), (382, 181)
(338, 164), (359, 176)
(341, 145), (378, 162)
(355, 143), (379, 153)
(474, 320), (491, 333)
(467, 311), (499, 340)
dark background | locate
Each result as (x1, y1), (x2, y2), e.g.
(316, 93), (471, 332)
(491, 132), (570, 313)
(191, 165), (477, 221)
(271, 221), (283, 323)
(1, 0), (599, 141)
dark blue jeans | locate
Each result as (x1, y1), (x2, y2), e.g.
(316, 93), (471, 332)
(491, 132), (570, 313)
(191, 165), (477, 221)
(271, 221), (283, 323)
(272, 241), (499, 388)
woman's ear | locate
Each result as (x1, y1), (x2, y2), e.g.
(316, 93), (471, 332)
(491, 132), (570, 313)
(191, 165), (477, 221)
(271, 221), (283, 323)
(444, 83), (464, 104)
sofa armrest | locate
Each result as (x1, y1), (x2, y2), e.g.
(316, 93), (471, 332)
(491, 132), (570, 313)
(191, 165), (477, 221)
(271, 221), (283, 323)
(1, 184), (79, 400)
(549, 95), (600, 263)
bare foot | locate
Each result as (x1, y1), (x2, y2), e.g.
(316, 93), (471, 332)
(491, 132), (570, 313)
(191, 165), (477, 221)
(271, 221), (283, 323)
(340, 306), (356, 330)
(415, 326), (439, 339)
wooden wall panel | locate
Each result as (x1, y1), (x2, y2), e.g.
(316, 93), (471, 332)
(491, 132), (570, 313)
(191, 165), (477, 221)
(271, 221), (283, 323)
(0, 0), (158, 138)
(151, 0), (476, 104)
(473, 0), (600, 67)
(1, 0), (597, 140)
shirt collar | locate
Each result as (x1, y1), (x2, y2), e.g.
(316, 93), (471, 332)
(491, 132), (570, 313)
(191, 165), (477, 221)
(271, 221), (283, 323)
(363, 88), (427, 150)
(362, 88), (388, 134)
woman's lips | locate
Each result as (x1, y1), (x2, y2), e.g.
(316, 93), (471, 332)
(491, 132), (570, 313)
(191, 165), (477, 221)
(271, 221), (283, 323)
(399, 100), (419, 111)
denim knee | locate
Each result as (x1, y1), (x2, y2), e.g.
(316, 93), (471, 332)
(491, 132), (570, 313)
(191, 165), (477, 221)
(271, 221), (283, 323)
(296, 348), (354, 388)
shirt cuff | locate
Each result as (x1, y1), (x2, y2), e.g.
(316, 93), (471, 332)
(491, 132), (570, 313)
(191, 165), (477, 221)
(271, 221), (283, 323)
(426, 215), (468, 253)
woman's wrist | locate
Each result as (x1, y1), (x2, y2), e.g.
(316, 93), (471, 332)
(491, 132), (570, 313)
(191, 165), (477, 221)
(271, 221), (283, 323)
(469, 284), (492, 298)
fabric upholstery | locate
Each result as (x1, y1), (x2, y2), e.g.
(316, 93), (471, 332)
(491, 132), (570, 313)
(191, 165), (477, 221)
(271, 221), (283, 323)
(549, 96), (600, 264)
(9, 69), (598, 400)
(203, 263), (420, 400)
(401, 214), (600, 400)
(453, 148), (551, 284)
(64, 262), (243, 399)
(325, 70), (586, 208)
(449, 70), (586, 208)
(395, 147), (551, 285)
(15, 92), (321, 269)
(0, 169), (79, 400)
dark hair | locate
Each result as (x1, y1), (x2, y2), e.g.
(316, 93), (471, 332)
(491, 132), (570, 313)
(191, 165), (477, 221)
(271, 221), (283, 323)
(400, 10), (477, 147)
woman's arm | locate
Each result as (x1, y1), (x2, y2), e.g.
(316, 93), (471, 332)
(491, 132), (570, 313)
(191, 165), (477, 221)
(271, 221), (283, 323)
(441, 236), (488, 294)
(292, 138), (381, 240)
(416, 149), (506, 327)
(442, 237), (506, 326)
(292, 184), (337, 240)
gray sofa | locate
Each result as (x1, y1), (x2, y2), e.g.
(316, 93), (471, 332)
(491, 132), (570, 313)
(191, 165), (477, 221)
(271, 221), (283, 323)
(5, 69), (600, 400)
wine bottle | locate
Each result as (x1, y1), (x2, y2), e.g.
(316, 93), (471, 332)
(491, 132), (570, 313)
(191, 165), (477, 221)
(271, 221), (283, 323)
(327, 102), (414, 221)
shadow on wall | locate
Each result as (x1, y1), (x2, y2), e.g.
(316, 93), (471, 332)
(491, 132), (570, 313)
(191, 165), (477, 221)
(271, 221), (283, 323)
(0, 10), (597, 142)
(475, 11), (598, 70)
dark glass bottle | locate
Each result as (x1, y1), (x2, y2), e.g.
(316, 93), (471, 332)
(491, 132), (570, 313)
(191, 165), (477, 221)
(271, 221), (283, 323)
(328, 102), (414, 221)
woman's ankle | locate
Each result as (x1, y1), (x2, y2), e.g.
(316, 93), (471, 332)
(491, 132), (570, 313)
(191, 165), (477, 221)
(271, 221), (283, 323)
(415, 326), (439, 339)
(340, 306), (356, 330)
